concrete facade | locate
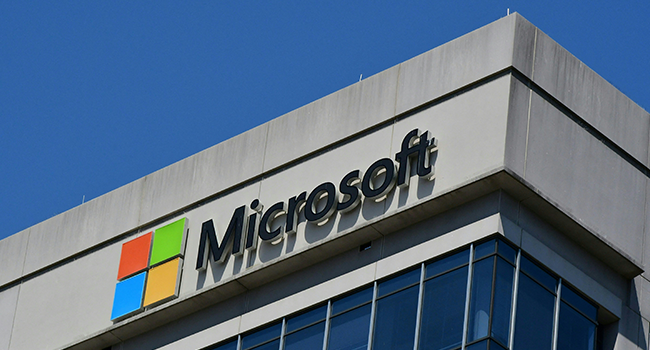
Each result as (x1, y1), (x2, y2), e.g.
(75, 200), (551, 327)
(1, 13), (649, 350)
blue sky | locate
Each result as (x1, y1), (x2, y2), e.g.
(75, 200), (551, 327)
(1, 1), (649, 240)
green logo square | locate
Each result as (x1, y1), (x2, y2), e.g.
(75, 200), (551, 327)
(150, 218), (187, 266)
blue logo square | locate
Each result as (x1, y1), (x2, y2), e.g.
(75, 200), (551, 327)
(111, 272), (147, 320)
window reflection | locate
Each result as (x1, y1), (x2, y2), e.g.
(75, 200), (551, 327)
(204, 239), (598, 350)
(512, 274), (555, 350)
(328, 304), (371, 350)
(419, 266), (468, 350)
(372, 285), (419, 350)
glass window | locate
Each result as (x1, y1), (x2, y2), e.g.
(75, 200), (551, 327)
(372, 285), (419, 350)
(332, 287), (372, 316)
(250, 340), (280, 350)
(491, 258), (514, 345)
(377, 268), (419, 297)
(474, 240), (496, 260)
(489, 339), (508, 350)
(556, 301), (596, 350)
(328, 303), (371, 350)
(426, 249), (469, 278)
(419, 266), (468, 350)
(520, 256), (556, 292)
(561, 285), (597, 321)
(512, 274), (555, 350)
(208, 338), (238, 350)
(467, 257), (494, 342)
(465, 339), (487, 350)
(286, 305), (327, 333)
(285, 321), (325, 350)
(496, 240), (516, 265)
(242, 323), (281, 350)
(203, 239), (598, 350)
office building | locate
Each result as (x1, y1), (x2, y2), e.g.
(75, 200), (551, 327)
(1, 13), (649, 350)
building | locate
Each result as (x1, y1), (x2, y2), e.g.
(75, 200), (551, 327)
(1, 13), (649, 350)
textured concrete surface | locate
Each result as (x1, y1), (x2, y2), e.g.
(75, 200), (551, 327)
(395, 14), (515, 116)
(524, 94), (646, 264)
(0, 229), (29, 287)
(0, 285), (19, 350)
(532, 30), (650, 168)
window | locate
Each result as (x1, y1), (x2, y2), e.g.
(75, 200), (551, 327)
(204, 238), (598, 350)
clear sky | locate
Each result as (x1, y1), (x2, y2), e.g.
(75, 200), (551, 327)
(1, 1), (649, 241)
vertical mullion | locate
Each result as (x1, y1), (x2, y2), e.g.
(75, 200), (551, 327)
(322, 300), (332, 350)
(279, 317), (286, 350)
(551, 279), (563, 350)
(487, 255), (498, 341)
(236, 334), (242, 350)
(508, 249), (521, 350)
(461, 244), (475, 350)
(367, 281), (378, 350)
(413, 263), (425, 350)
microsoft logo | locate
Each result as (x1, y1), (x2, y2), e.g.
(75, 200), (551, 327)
(110, 218), (188, 321)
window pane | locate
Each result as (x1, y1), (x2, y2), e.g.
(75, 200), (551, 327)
(285, 321), (325, 350)
(242, 323), (281, 349)
(373, 285), (419, 350)
(465, 339), (487, 350)
(474, 240), (496, 260)
(328, 304), (371, 350)
(512, 274), (555, 350)
(419, 266), (468, 350)
(467, 257), (494, 342)
(496, 240), (516, 264)
(287, 305), (327, 333)
(208, 339), (238, 350)
(561, 285), (597, 321)
(250, 339), (280, 350)
(520, 257), (556, 292)
(377, 268), (420, 297)
(489, 339), (508, 350)
(491, 258), (514, 345)
(556, 301), (596, 350)
(426, 249), (469, 278)
(332, 287), (373, 315)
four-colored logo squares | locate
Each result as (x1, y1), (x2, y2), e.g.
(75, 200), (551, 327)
(110, 218), (187, 321)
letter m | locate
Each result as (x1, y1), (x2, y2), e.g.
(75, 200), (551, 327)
(195, 206), (247, 270)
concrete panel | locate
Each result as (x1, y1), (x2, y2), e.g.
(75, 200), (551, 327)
(156, 317), (240, 350)
(252, 126), (394, 267)
(0, 285), (19, 350)
(0, 228), (29, 286)
(638, 277), (650, 323)
(510, 14), (536, 78)
(496, 191), (523, 245)
(644, 179), (650, 280)
(10, 239), (122, 350)
(262, 66), (398, 173)
(504, 75), (531, 177)
(521, 230), (626, 317)
(139, 123), (268, 225)
(376, 213), (499, 281)
(518, 203), (627, 307)
(524, 93), (646, 266)
(395, 14), (515, 116)
(642, 317), (650, 350)
(388, 75), (511, 215)
(239, 263), (376, 335)
(179, 181), (261, 296)
(533, 30), (650, 167)
(22, 180), (143, 277)
(617, 307), (642, 350)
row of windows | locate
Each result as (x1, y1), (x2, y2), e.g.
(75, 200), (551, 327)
(205, 237), (598, 350)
